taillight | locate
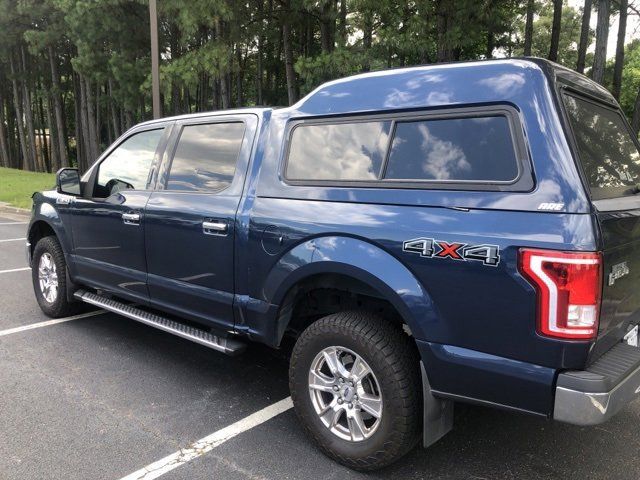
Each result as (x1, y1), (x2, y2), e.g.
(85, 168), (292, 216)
(518, 249), (602, 340)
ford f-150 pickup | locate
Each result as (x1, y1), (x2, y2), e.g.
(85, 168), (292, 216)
(27, 58), (640, 470)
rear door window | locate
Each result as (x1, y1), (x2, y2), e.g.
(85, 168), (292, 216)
(563, 94), (640, 199)
(167, 122), (245, 192)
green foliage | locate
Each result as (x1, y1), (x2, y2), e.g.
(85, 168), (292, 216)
(0, 0), (639, 176)
(618, 40), (640, 121)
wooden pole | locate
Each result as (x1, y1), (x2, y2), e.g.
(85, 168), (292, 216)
(149, 0), (161, 119)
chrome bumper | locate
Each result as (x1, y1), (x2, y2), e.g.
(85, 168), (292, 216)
(554, 343), (640, 426)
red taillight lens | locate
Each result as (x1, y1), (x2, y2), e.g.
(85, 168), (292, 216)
(518, 249), (602, 340)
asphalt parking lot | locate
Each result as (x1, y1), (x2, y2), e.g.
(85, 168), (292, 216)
(2, 213), (640, 480)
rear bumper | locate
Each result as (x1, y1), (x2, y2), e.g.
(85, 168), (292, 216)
(554, 343), (640, 425)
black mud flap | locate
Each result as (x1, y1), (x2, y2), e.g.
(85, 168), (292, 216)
(421, 361), (454, 447)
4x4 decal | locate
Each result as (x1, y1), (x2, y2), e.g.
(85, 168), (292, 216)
(402, 238), (500, 267)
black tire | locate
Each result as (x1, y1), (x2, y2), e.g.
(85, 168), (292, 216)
(32, 236), (78, 318)
(289, 311), (422, 471)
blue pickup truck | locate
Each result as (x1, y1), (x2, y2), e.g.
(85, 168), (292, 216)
(27, 58), (640, 470)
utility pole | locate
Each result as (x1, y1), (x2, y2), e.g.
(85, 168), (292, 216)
(149, 0), (161, 119)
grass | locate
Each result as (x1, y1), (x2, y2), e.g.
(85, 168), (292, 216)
(0, 167), (56, 209)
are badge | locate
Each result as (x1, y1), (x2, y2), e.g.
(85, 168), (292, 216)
(403, 237), (500, 267)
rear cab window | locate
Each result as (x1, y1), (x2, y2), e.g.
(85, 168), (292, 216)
(385, 116), (518, 182)
(563, 93), (640, 200)
(284, 107), (530, 191)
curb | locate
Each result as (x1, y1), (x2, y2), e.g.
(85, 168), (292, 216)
(0, 202), (31, 219)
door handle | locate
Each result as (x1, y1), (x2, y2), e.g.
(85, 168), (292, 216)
(202, 221), (227, 235)
(122, 212), (141, 225)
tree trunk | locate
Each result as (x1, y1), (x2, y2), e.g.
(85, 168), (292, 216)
(320, 0), (334, 53)
(108, 79), (120, 139)
(0, 90), (10, 168)
(48, 46), (68, 168)
(72, 73), (83, 170)
(212, 78), (219, 110)
(170, 22), (181, 114)
(592, 0), (610, 84)
(632, 85), (640, 136)
(523, 0), (535, 56)
(485, 0), (495, 59)
(220, 73), (230, 109)
(282, 4), (297, 105)
(256, 36), (263, 105)
(486, 31), (495, 59)
(46, 91), (58, 172)
(255, 1), (264, 105)
(576, 0), (593, 73)
(362, 10), (373, 70)
(436, 0), (454, 62)
(4, 93), (16, 168)
(9, 54), (30, 170)
(84, 77), (100, 162)
(37, 85), (51, 172)
(548, 0), (563, 62)
(339, 0), (347, 46)
(235, 47), (243, 107)
(9, 53), (29, 171)
(78, 74), (92, 171)
(612, 0), (628, 99)
(21, 46), (37, 171)
(214, 18), (231, 109)
(45, 91), (59, 172)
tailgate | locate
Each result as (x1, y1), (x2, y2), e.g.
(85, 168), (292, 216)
(592, 206), (640, 360)
(561, 92), (640, 361)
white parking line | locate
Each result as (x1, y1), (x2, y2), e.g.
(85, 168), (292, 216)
(0, 267), (30, 274)
(119, 397), (294, 480)
(0, 222), (28, 225)
(0, 237), (26, 243)
(0, 310), (105, 337)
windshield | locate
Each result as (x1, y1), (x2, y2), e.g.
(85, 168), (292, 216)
(563, 93), (640, 200)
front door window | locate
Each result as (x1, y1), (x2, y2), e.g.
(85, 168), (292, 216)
(94, 129), (163, 198)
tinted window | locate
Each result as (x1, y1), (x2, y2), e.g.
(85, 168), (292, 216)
(96, 129), (163, 197)
(287, 121), (392, 181)
(563, 94), (640, 199)
(167, 122), (245, 192)
(385, 116), (518, 182)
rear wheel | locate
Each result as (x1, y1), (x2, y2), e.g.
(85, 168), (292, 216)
(289, 311), (422, 471)
(32, 236), (78, 318)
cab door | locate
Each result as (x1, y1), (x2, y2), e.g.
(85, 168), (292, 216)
(144, 114), (257, 330)
(70, 126), (169, 303)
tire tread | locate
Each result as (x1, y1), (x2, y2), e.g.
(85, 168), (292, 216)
(289, 310), (422, 471)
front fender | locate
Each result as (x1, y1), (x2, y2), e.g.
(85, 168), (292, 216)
(263, 235), (438, 342)
(28, 192), (74, 267)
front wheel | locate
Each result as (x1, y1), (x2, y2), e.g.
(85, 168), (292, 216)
(32, 236), (78, 318)
(289, 311), (422, 471)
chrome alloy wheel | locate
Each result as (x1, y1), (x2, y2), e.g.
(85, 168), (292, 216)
(38, 252), (58, 303)
(308, 346), (383, 442)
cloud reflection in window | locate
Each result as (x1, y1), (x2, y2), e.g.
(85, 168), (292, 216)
(287, 121), (391, 180)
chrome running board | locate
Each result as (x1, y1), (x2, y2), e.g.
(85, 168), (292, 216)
(74, 289), (246, 356)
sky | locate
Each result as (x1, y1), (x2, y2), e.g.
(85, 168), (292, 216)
(567, 0), (640, 58)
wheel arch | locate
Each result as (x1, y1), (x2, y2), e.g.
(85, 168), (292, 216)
(27, 199), (73, 267)
(263, 236), (438, 345)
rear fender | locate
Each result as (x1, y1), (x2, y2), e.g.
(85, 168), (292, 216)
(263, 236), (438, 343)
